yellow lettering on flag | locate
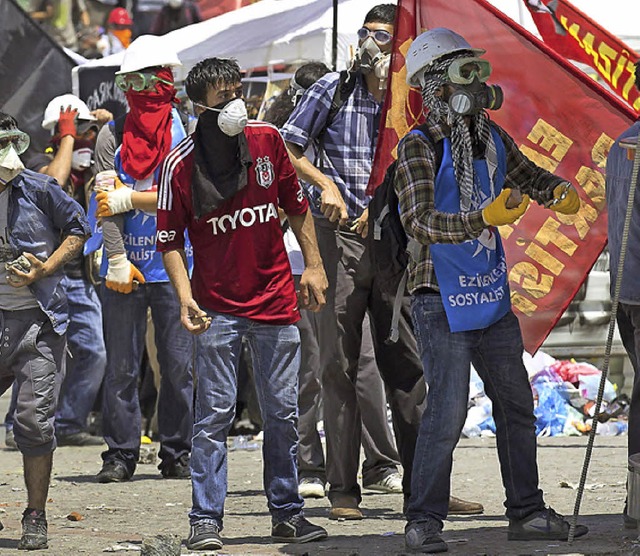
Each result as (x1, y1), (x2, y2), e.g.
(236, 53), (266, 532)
(520, 119), (573, 172)
(510, 261), (553, 300)
(534, 217), (578, 256)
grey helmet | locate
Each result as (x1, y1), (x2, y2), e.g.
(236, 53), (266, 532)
(405, 28), (485, 88)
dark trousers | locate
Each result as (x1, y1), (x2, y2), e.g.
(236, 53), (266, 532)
(616, 303), (640, 457)
(296, 297), (402, 484)
(314, 218), (426, 504)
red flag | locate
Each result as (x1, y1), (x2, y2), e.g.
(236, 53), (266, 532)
(524, 0), (640, 112)
(372, 0), (636, 353)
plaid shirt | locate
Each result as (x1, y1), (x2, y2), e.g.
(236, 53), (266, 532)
(281, 71), (382, 219)
(395, 117), (564, 293)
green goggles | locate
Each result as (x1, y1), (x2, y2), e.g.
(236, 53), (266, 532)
(115, 72), (173, 92)
(0, 129), (30, 155)
(447, 57), (492, 85)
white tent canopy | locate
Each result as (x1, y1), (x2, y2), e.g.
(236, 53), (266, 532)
(78, 0), (384, 79)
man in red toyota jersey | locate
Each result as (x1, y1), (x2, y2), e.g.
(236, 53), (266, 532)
(156, 57), (329, 551)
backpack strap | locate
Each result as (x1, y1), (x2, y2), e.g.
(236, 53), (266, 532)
(387, 124), (442, 344)
(315, 70), (358, 170)
(388, 269), (409, 343)
(327, 69), (358, 130)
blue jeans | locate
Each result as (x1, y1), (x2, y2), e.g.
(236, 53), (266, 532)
(407, 294), (544, 525)
(101, 282), (193, 475)
(55, 276), (106, 436)
(189, 312), (304, 528)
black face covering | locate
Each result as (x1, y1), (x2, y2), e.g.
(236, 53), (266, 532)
(191, 100), (253, 219)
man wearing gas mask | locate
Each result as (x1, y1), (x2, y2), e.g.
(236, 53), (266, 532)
(395, 28), (586, 552)
(156, 57), (328, 550)
(91, 35), (194, 484)
(0, 112), (90, 550)
(282, 5), (482, 520)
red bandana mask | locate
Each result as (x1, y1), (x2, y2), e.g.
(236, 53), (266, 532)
(120, 67), (178, 180)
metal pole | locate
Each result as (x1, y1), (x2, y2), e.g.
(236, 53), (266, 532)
(331, 0), (338, 71)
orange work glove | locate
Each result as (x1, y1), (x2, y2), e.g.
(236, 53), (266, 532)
(96, 177), (134, 217)
(105, 254), (145, 294)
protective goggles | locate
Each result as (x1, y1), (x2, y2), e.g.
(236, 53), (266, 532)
(447, 57), (492, 85)
(115, 72), (173, 92)
(357, 27), (393, 45)
(0, 129), (30, 155)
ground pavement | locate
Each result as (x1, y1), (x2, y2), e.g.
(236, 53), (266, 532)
(1, 432), (640, 555)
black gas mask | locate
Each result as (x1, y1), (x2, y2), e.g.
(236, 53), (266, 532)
(448, 79), (504, 117)
(444, 56), (504, 116)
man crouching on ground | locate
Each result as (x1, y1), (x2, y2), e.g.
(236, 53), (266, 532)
(156, 57), (329, 551)
(0, 112), (90, 550)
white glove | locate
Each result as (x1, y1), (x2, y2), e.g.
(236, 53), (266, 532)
(105, 253), (145, 294)
(96, 184), (134, 217)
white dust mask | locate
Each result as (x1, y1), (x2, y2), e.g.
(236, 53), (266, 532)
(213, 98), (248, 137)
(0, 145), (25, 185)
(72, 147), (93, 170)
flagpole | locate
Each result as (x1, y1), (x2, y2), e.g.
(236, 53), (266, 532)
(332, 0), (338, 70)
(517, 0), (524, 25)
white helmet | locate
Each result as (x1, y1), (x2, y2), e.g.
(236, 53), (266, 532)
(42, 94), (97, 131)
(405, 28), (485, 88)
(116, 35), (182, 75)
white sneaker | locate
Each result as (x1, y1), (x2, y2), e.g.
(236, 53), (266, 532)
(364, 472), (403, 494)
(298, 477), (325, 498)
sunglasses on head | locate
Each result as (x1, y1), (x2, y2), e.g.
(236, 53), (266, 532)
(357, 27), (393, 45)
(115, 72), (173, 92)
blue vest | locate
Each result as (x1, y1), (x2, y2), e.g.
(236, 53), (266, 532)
(430, 129), (511, 332)
(85, 109), (193, 282)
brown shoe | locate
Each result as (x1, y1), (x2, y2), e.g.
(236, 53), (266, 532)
(329, 506), (364, 520)
(329, 495), (363, 520)
(448, 495), (484, 515)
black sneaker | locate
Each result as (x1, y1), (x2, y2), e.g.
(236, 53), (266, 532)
(57, 432), (104, 447)
(18, 508), (48, 550)
(271, 514), (328, 543)
(508, 507), (588, 541)
(96, 460), (131, 483)
(186, 521), (223, 551)
(160, 455), (191, 479)
(405, 519), (447, 553)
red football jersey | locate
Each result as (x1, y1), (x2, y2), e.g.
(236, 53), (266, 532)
(156, 121), (308, 324)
